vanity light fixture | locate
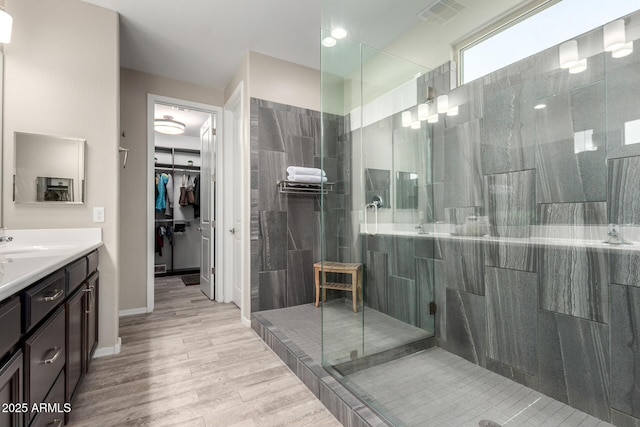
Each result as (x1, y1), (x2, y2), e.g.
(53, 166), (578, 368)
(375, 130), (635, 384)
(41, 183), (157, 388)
(559, 40), (587, 74)
(154, 115), (186, 135)
(436, 95), (449, 114)
(418, 103), (429, 121)
(322, 36), (337, 47)
(604, 19), (626, 52)
(0, 7), (13, 44)
(330, 28), (347, 40)
(401, 111), (412, 127)
(411, 120), (421, 129)
(427, 114), (439, 123)
(612, 42), (633, 58)
(446, 106), (459, 116)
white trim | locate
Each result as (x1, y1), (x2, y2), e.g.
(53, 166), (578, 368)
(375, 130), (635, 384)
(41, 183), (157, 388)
(118, 307), (148, 317)
(241, 316), (251, 328)
(147, 94), (222, 311)
(93, 337), (122, 358)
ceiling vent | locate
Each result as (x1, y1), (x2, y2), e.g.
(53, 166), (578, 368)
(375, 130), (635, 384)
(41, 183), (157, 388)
(418, 0), (465, 26)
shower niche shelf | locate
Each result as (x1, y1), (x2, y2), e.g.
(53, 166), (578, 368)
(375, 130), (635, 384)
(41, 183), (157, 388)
(277, 180), (334, 195)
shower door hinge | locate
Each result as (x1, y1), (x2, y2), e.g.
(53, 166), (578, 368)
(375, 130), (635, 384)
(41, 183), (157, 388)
(213, 128), (217, 136)
(212, 267), (215, 275)
(429, 301), (437, 315)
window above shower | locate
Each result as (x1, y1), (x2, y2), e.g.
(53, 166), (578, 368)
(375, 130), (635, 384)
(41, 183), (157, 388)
(458, 0), (640, 84)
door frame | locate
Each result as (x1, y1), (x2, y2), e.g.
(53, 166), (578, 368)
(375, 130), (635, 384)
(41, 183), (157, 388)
(146, 94), (222, 312)
(222, 82), (250, 326)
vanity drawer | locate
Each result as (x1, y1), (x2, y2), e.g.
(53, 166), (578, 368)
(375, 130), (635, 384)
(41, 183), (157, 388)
(29, 370), (65, 427)
(87, 250), (99, 275)
(24, 271), (66, 332)
(0, 297), (21, 360)
(25, 306), (65, 417)
(66, 257), (87, 294)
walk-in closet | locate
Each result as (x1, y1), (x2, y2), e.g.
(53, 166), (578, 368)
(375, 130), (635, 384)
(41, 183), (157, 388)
(153, 103), (209, 283)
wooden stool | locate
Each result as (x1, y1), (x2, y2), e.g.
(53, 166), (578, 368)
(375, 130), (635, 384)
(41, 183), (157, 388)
(314, 261), (363, 313)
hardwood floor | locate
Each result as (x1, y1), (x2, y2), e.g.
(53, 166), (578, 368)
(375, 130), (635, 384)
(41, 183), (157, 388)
(67, 276), (341, 427)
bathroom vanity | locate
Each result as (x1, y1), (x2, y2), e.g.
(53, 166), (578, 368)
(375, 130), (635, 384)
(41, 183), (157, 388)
(0, 229), (102, 427)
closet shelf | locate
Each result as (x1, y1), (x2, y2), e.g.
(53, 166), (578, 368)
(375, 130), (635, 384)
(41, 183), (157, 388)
(155, 163), (200, 171)
(277, 180), (334, 195)
(155, 146), (200, 155)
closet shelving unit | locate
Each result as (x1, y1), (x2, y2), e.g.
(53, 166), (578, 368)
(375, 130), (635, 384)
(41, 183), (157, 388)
(154, 146), (201, 276)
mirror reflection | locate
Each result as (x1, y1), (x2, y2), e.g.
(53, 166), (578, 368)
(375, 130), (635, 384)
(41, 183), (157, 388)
(396, 171), (418, 209)
(14, 132), (85, 204)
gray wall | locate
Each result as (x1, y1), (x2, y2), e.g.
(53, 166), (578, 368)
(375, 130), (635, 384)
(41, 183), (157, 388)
(250, 98), (343, 312)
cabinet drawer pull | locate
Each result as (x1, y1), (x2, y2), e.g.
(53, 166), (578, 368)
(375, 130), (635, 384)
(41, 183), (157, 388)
(48, 419), (62, 427)
(43, 347), (62, 364)
(42, 289), (64, 302)
(85, 285), (94, 314)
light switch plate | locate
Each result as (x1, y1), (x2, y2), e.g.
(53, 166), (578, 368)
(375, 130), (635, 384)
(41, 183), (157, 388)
(93, 207), (105, 223)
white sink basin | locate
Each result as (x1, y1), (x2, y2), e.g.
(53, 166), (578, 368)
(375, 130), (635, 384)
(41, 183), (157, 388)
(0, 244), (78, 257)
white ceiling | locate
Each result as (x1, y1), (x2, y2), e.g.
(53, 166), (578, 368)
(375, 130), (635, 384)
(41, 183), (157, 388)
(81, 0), (538, 91)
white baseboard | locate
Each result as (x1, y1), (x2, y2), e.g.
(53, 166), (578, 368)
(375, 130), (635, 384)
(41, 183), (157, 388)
(93, 337), (122, 358)
(241, 316), (251, 328)
(119, 307), (148, 317)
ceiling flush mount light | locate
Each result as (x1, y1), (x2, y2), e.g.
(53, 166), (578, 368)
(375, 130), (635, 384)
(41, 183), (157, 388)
(330, 28), (347, 40)
(155, 115), (185, 135)
(0, 7), (13, 44)
(322, 36), (337, 47)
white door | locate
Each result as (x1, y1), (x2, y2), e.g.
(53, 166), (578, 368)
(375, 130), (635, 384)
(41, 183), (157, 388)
(200, 116), (215, 299)
(232, 108), (243, 305)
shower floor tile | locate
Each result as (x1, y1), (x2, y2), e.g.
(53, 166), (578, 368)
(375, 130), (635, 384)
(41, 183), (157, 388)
(254, 303), (613, 426)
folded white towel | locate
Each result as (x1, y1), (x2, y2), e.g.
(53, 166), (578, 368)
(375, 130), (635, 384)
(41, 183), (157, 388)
(286, 166), (326, 177)
(287, 175), (328, 184)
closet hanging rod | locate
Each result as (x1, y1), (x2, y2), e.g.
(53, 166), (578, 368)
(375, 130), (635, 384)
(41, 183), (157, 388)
(155, 166), (200, 173)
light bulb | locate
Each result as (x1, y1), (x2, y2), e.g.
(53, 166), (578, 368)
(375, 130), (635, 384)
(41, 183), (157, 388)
(411, 121), (421, 130)
(604, 19), (626, 52)
(559, 40), (579, 69)
(418, 103), (429, 121)
(612, 42), (633, 58)
(322, 37), (336, 47)
(436, 95), (449, 114)
(0, 9), (12, 44)
(569, 59), (587, 74)
(401, 111), (412, 127)
(331, 28), (347, 39)
(446, 106), (459, 117)
(427, 114), (439, 124)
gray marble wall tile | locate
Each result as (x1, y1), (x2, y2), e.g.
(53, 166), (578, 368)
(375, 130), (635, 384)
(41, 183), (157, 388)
(610, 284), (640, 418)
(486, 358), (539, 390)
(444, 240), (485, 295)
(429, 182), (445, 223)
(484, 240), (536, 272)
(321, 114), (338, 158)
(433, 259), (446, 341)
(444, 120), (483, 208)
(538, 202), (607, 225)
(446, 289), (486, 367)
(535, 82), (607, 203)
(250, 190), (259, 240)
(390, 237), (415, 280)
(287, 196), (315, 251)
(611, 409), (640, 427)
(414, 237), (440, 260)
(481, 78), (536, 175)
(485, 170), (535, 238)
(365, 251), (388, 313)
(286, 135), (314, 168)
(444, 206), (483, 225)
(259, 211), (288, 271)
(364, 168), (390, 209)
(251, 150), (259, 189)
(287, 250), (315, 306)
(416, 257), (435, 332)
(432, 120), (445, 183)
(258, 270), (287, 310)
(609, 156), (640, 225)
(485, 267), (538, 374)
(611, 251), (640, 288)
(538, 310), (610, 421)
(539, 247), (609, 323)
(258, 150), (287, 212)
(387, 276), (417, 326)
(605, 42), (640, 159)
(534, 47), (605, 99)
(257, 107), (286, 152)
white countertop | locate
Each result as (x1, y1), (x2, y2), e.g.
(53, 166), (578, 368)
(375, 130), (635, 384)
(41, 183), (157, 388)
(0, 228), (103, 301)
(360, 224), (640, 253)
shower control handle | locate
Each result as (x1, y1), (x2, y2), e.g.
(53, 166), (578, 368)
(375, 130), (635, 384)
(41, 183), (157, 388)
(229, 228), (236, 234)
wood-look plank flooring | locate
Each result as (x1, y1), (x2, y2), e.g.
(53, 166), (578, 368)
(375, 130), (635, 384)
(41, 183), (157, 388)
(67, 277), (341, 427)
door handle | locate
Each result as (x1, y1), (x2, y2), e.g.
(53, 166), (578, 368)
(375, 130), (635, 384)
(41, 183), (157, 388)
(229, 228), (235, 234)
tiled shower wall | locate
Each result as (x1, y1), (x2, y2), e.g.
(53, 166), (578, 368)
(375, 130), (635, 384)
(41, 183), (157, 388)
(250, 98), (345, 312)
(346, 13), (640, 426)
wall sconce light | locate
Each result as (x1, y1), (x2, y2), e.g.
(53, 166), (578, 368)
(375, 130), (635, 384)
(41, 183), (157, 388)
(401, 111), (412, 127)
(411, 120), (421, 129)
(604, 19), (633, 59)
(427, 113), (439, 123)
(418, 103), (429, 121)
(0, 7), (13, 44)
(446, 106), (459, 116)
(559, 40), (587, 74)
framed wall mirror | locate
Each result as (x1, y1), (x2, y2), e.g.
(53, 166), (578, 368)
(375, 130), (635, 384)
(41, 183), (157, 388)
(14, 132), (85, 204)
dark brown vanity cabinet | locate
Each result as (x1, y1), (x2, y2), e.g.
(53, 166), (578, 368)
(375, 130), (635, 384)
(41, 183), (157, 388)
(0, 352), (23, 427)
(0, 248), (99, 427)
